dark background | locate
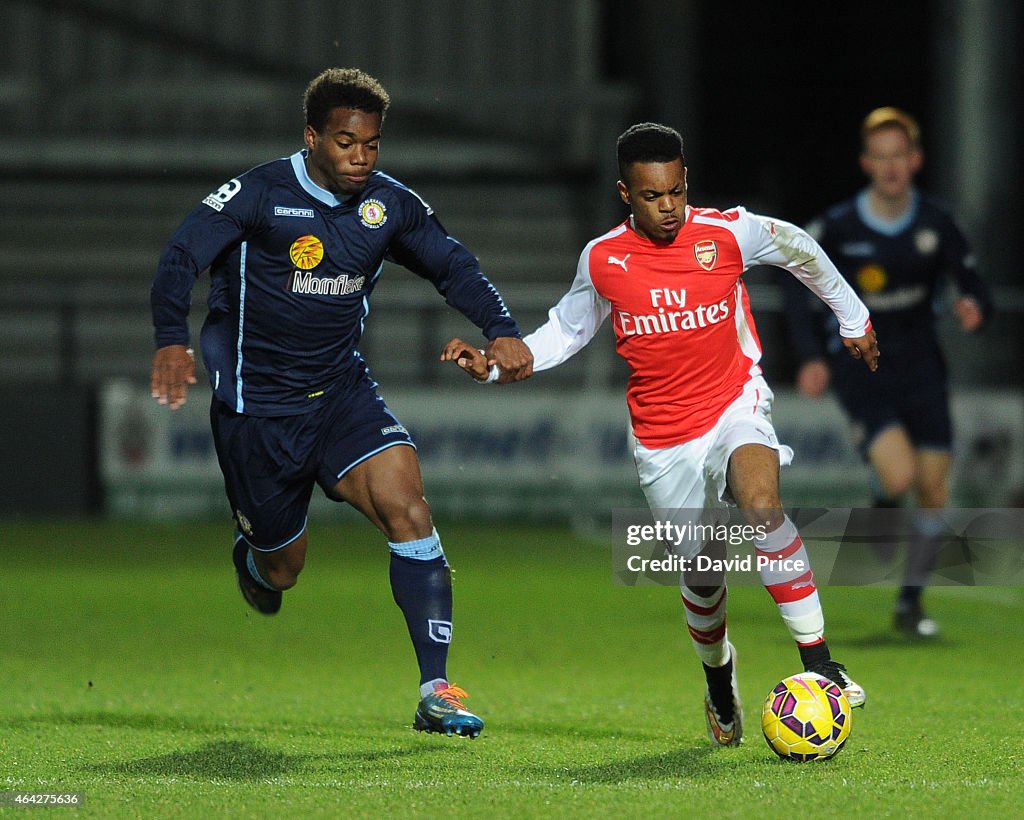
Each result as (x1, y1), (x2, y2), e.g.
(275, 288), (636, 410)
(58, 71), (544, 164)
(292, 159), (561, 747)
(1, 0), (1020, 515)
(602, 2), (1014, 228)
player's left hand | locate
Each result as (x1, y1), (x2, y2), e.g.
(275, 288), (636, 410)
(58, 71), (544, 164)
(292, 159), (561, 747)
(842, 328), (880, 372)
(954, 296), (984, 332)
(485, 337), (534, 384)
(440, 338), (491, 380)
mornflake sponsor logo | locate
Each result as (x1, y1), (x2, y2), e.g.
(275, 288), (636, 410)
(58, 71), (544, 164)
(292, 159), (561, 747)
(275, 206), (315, 218)
(861, 284), (928, 311)
(291, 270), (365, 296)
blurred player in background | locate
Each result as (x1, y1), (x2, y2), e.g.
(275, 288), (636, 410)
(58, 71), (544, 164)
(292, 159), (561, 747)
(150, 67), (532, 737)
(444, 123), (877, 747)
(782, 107), (992, 638)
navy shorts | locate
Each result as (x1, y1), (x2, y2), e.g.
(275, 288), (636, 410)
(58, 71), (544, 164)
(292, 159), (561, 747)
(831, 351), (952, 457)
(210, 377), (415, 550)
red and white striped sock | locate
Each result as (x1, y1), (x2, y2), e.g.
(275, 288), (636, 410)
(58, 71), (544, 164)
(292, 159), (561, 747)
(754, 516), (825, 647)
(680, 584), (730, 666)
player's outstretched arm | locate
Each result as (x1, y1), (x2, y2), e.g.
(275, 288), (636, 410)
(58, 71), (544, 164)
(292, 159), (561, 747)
(151, 344), (197, 410)
(841, 329), (880, 373)
(440, 338), (492, 381)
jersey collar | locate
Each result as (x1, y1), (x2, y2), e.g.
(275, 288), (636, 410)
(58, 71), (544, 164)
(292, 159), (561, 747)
(856, 187), (919, 236)
(290, 149), (358, 208)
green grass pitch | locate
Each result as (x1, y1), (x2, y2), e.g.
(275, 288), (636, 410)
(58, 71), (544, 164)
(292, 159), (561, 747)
(2, 519), (1021, 818)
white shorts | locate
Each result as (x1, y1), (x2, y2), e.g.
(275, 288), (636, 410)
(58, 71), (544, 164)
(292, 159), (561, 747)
(634, 375), (793, 559)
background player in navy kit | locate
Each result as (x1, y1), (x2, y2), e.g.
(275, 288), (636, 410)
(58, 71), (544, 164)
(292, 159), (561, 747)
(782, 107), (992, 637)
(150, 67), (533, 736)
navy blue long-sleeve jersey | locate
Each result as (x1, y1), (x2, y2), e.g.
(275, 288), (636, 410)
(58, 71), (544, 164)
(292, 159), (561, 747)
(784, 189), (991, 366)
(152, 150), (520, 416)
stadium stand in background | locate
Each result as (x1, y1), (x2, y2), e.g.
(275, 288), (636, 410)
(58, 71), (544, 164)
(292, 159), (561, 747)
(1, 0), (1020, 517)
(0, 0), (634, 389)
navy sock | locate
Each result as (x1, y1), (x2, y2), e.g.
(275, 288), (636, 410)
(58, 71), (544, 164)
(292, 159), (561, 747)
(389, 553), (452, 685)
(868, 495), (904, 566)
(898, 585), (923, 608)
(903, 513), (948, 590)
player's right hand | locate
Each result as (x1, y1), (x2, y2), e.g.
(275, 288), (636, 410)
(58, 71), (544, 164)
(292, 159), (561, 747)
(151, 344), (197, 410)
(440, 338), (491, 381)
(484, 336), (533, 383)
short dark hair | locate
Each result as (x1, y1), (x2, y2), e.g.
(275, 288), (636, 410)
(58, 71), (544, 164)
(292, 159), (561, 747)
(303, 68), (391, 132)
(616, 123), (685, 180)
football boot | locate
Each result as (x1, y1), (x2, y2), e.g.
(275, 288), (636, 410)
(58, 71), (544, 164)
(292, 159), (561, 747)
(704, 642), (743, 746)
(414, 682), (484, 738)
(804, 658), (865, 708)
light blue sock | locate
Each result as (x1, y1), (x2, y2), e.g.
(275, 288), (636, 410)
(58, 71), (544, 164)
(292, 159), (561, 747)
(246, 548), (278, 591)
(388, 528), (445, 561)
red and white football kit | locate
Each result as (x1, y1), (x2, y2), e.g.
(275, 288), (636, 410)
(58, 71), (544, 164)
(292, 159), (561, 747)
(521, 204), (873, 688)
(525, 205), (871, 449)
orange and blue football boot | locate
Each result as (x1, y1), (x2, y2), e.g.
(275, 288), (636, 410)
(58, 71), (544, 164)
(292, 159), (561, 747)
(414, 682), (484, 738)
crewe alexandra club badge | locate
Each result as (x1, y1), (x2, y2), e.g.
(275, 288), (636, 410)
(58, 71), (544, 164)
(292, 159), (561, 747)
(914, 228), (939, 255)
(358, 198), (388, 229)
(694, 240), (718, 271)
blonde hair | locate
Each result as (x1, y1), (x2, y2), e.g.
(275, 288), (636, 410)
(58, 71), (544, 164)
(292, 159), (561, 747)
(861, 107), (921, 150)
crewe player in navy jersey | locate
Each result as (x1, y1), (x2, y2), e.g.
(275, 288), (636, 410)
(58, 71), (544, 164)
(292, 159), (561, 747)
(782, 107), (992, 638)
(150, 67), (533, 737)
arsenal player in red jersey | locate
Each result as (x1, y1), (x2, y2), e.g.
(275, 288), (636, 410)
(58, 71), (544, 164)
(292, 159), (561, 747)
(444, 123), (878, 747)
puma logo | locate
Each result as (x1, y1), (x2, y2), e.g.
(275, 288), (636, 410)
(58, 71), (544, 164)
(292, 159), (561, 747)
(608, 253), (631, 272)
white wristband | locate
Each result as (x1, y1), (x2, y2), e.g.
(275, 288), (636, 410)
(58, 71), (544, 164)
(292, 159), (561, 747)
(475, 364), (500, 384)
